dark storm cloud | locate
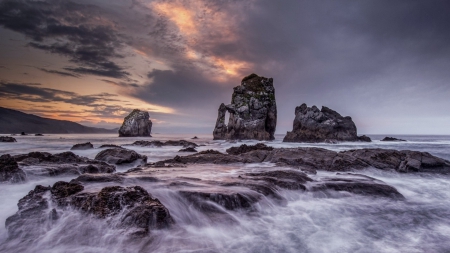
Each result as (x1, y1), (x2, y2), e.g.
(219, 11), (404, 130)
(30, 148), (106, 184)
(37, 68), (80, 78)
(0, 0), (130, 79)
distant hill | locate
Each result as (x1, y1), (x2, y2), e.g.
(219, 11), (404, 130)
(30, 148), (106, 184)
(0, 107), (118, 134)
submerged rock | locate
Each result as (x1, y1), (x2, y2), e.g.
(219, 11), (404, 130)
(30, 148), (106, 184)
(14, 151), (115, 176)
(99, 144), (123, 148)
(95, 148), (147, 165)
(0, 154), (26, 183)
(131, 140), (198, 148)
(70, 142), (94, 150)
(118, 109), (152, 137)
(178, 147), (197, 152)
(283, 103), (371, 143)
(381, 137), (406, 142)
(0, 136), (16, 142)
(213, 73), (277, 140)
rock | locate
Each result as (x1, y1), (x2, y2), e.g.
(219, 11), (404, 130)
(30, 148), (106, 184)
(243, 170), (313, 190)
(381, 137), (406, 142)
(226, 143), (274, 155)
(118, 109), (152, 137)
(213, 73), (277, 140)
(131, 140), (198, 148)
(191, 136), (199, 139)
(0, 154), (26, 183)
(6, 183), (173, 239)
(283, 103), (371, 143)
(21, 132), (26, 135)
(35, 133), (43, 136)
(178, 147), (198, 152)
(99, 144), (123, 148)
(179, 190), (261, 212)
(70, 142), (94, 150)
(14, 151), (115, 176)
(0, 136), (17, 142)
(70, 173), (124, 183)
(358, 135), (372, 142)
(95, 148), (147, 165)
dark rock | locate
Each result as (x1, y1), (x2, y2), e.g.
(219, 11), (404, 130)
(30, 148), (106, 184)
(179, 190), (261, 212)
(99, 144), (123, 148)
(71, 174), (124, 183)
(131, 140), (198, 148)
(179, 147), (198, 152)
(0, 136), (16, 142)
(213, 73), (277, 140)
(118, 109), (152, 137)
(381, 137), (406, 142)
(283, 103), (370, 143)
(21, 132), (26, 135)
(243, 170), (313, 190)
(358, 135), (372, 142)
(70, 142), (94, 150)
(226, 143), (274, 155)
(14, 151), (115, 176)
(191, 136), (199, 139)
(0, 154), (26, 183)
(35, 133), (43, 136)
(95, 148), (147, 165)
(132, 140), (164, 147)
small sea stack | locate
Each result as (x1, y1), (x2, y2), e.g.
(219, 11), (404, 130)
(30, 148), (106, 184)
(118, 109), (153, 137)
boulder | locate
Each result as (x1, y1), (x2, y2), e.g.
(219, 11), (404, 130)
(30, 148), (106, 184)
(14, 151), (115, 176)
(381, 137), (406, 142)
(0, 154), (26, 183)
(35, 133), (43, 136)
(95, 148), (147, 165)
(118, 109), (152, 137)
(178, 147), (198, 152)
(226, 143), (274, 155)
(70, 142), (94, 150)
(213, 73), (277, 140)
(0, 136), (17, 142)
(283, 103), (371, 143)
(99, 144), (123, 148)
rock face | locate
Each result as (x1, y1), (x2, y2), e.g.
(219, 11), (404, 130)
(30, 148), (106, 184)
(118, 109), (152, 137)
(95, 148), (147, 165)
(213, 73), (277, 140)
(5, 182), (173, 239)
(0, 154), (26, 183)
(14, 151), (115, 176)
(0, 136), (16, 142)
(70, 142), (94, 150)
(283, 103), (371, 143)
(381, 137), (406, 142)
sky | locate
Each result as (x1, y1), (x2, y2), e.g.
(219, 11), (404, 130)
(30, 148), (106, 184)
(0, 0), (449, 135)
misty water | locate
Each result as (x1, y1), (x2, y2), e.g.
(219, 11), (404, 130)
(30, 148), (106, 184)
(1, 134), (450, 253)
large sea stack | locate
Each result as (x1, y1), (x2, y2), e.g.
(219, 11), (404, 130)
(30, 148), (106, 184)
(118, 110), (152, 137)
(283, 103), (371, 143)
(213, 73), (277, 140)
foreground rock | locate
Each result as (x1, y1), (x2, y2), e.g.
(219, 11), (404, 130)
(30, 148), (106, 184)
(14, 151), (115, 176)
(95, 148), (147, 165)
(283, 103), (371, 143)
(381, 137), (406, 142)
(70, 142), (94, 150)
(213, 73), (277, 140)
(5, 182), (173, 239)
(0, 136), (16, 142)
(161, 144), (450, 173)
(119, 109), (153, 137)
(0, 154), (26, 183)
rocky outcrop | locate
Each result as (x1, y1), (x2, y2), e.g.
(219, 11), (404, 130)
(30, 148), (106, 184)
(381, 137), (406, 142)
(118, 109), (152, 137)
(179, 147), (197, 152)
(131, 140), (198, 148)
(13, 151), (115, 176)
(95, 148), (147, 165)
(226, 143), (273, 155)
(0, 154), (26, 183)
(5, 182), (173, 239)
(283, 103), (371, 143)
(213, 73), (277, 140)
(70, 142), (94, 150)
(0, 136), (16, 142)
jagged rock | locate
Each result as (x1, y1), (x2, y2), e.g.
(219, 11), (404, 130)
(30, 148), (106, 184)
(226, 143), (274, 155)
(178, 147), (197, 152)
(213, 73), (277, 140)
(283, 103), (371, 143)
(0, 154), (26, 183)
(381, 137), (406, 142)
(95, 148), (147, 165)
(6, 182), (173, 239)
(70, 142), (94, 150)
(14, 151), (115, 176)
(118, 109), (152, 137)
(0, 136), (16, 142)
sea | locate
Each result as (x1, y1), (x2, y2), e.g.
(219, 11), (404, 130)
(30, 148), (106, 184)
(0, 133), (450, 253)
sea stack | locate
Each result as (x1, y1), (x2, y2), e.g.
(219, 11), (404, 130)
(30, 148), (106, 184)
(213, 73), (277, 140)
(118, 109), (152, 137)
(283, 103), (371, 143)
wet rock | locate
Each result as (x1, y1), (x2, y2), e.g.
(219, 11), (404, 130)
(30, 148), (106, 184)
(243, 170), (313, 190)
(226, 143), (274, 155)
(283, 103), (370, 143)
(179, 147), (197, 152)
(95, 148), (147, 165)
(358, 135), (372, 142)
(179, 190), (261, 212)
(35, 133), (43, 136)
(381, 137), (406, 142)
(71, 173), (124, 183)
(213, 73), (277, 140)
(70, 142), (94, 150)
(0, 154), (26, 183)
(131, 140), (198, 148)
(99, 144), (123, 148)
(14, 151), (115, 176)
(118, 109), (152, 137)
(191, 136), (199, 139)
(0, 136), (16, 142)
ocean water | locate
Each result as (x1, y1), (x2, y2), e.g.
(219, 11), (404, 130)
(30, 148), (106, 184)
(0, 133), (450, 253)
